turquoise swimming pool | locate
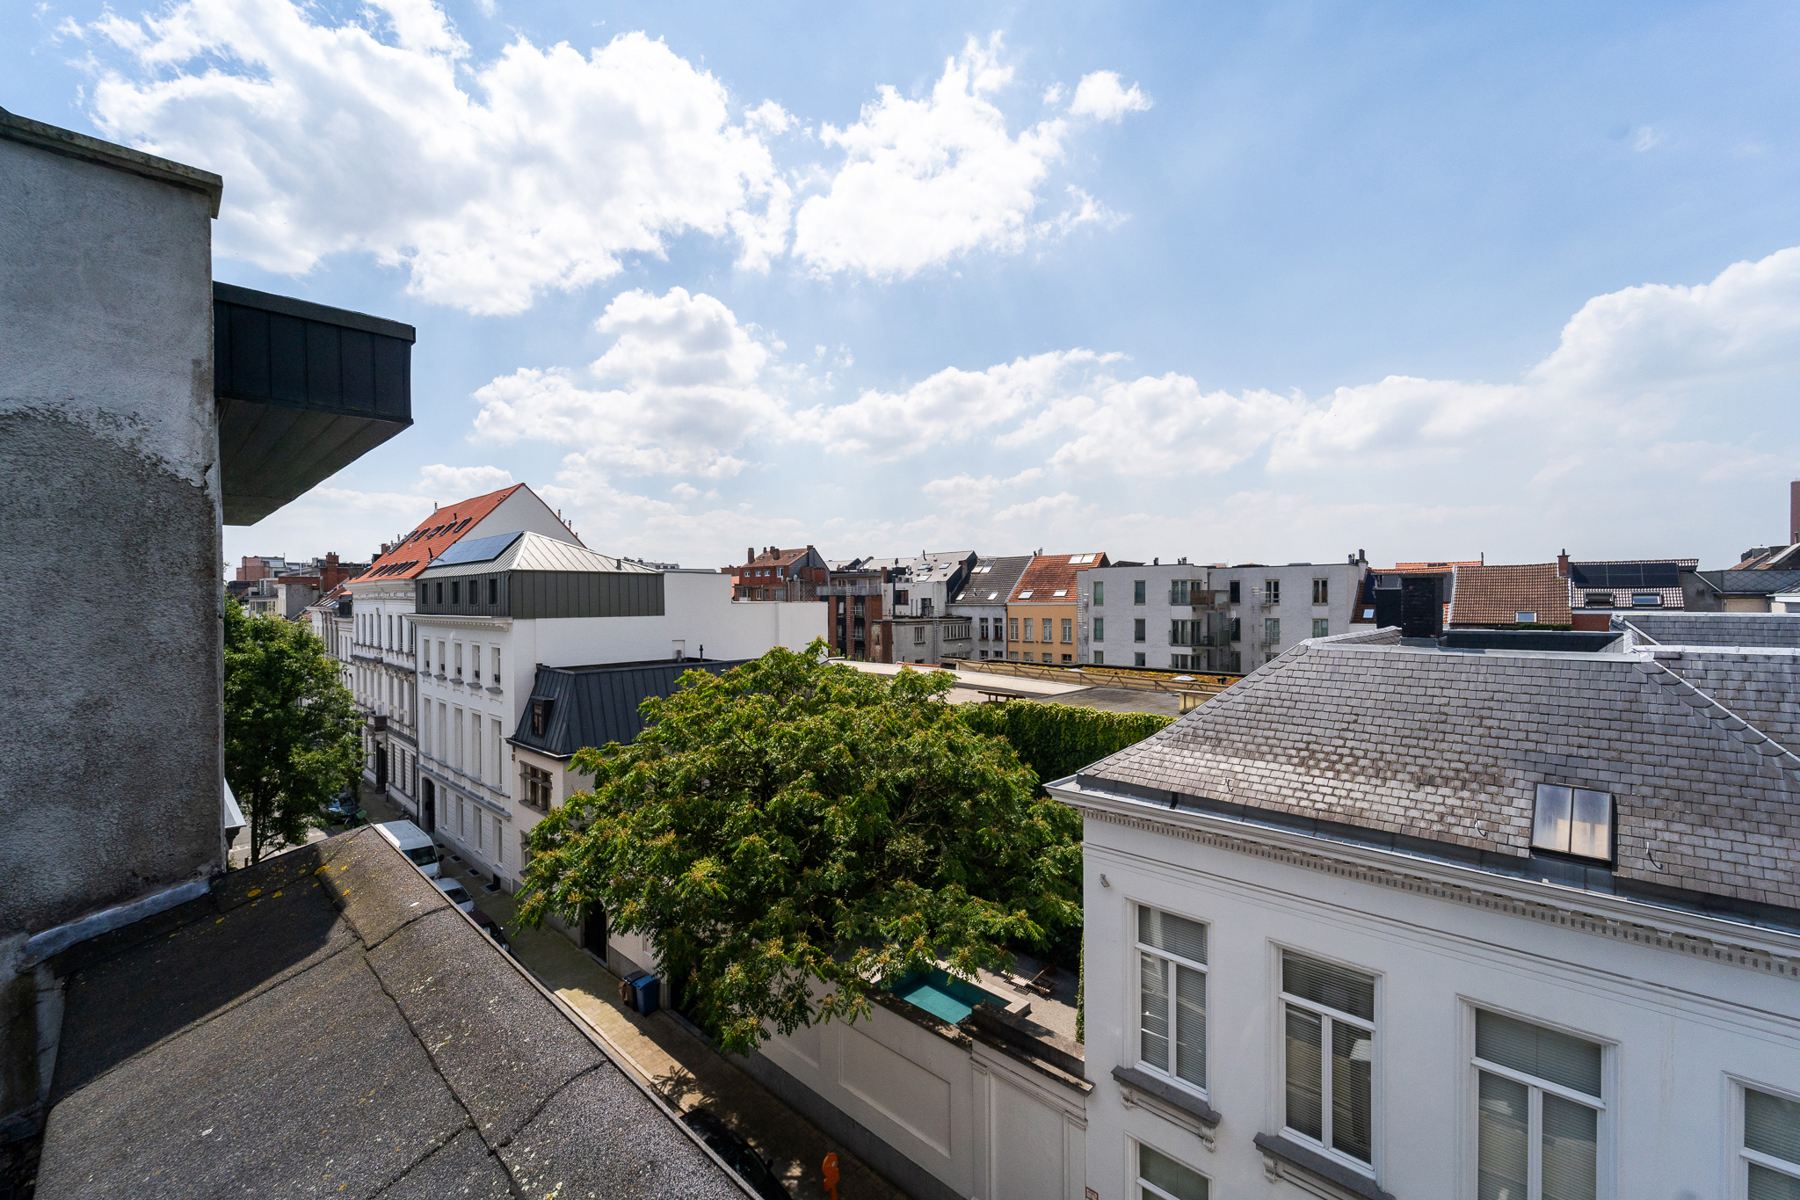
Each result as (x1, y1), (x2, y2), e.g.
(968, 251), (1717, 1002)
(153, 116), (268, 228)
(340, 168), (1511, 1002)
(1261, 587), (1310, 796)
(891, 967), (1007, 1025)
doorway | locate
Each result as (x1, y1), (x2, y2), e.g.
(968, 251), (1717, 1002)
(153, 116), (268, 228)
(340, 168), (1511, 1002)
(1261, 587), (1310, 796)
(421, 780), (435, 833)
(582, 907), (606, 959)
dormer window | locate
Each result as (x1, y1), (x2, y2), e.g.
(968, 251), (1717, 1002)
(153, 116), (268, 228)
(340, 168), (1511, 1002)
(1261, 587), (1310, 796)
(1531, 784), (1614, 862)
(530, 698), (553, 737)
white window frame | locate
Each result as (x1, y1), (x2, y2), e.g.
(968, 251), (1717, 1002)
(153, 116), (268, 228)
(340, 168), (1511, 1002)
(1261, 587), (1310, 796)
(1735, 1076), (1800, 1199)
(1133, 904), (1209, 1099)
(1276, 947), (1380, 1178)
(1462, 1002), (1615, 1200)
(1131, 1136), (1212, 1200)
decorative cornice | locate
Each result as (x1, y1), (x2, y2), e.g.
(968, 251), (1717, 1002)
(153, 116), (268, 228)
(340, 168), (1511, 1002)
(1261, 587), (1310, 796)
(1061, 789), (1800, 981)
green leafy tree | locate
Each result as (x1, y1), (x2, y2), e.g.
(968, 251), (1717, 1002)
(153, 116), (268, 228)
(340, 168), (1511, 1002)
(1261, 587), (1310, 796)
(223, 596), (363, 864)
(517, 643), (1083, 1055)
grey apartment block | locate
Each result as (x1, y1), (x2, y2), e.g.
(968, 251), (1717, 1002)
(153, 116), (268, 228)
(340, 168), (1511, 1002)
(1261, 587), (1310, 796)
(1212, 559), (1366, 673)
(1079, 562), (1220, 670)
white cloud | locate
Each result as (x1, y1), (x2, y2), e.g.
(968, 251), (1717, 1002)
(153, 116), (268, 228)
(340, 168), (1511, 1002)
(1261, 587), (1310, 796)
(471, 286), (789, 476)
(416, 463), (515, 497)
(1633, 125), (1664, 152)
(796, 350), (1115, 458)
(744, 99), (794, 135)
(1068, 71), (1152, 121)
(790, 34), (1076, 278)
(86, 2), (788, 314)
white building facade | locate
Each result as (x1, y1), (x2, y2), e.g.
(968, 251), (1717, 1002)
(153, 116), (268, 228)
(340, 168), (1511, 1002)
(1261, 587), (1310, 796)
(1052, 621), (1800, 1200)
(414, 534), (826, 890)
(329, 483), (580, 818)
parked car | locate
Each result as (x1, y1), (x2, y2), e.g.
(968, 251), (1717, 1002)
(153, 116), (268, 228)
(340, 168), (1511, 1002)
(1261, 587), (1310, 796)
(373, 820), (441, 877)
(470, 908), (510, 951)
(434, 878), (475, 913)
(320, 790), (363, 826)
(679, 1108), (790, 1200)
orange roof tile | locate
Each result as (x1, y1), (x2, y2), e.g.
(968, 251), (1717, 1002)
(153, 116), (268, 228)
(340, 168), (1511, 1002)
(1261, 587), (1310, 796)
(1383, 560), (1482, 572)
(346, 485), (526, 584)
(1449, 562), (1572, 626)
(1009, 553), (1108, 603)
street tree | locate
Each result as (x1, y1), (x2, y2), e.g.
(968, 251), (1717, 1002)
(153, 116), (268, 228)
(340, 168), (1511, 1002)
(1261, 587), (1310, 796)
(223, 596), (363, 864)
(516, 643), (1083, 1055)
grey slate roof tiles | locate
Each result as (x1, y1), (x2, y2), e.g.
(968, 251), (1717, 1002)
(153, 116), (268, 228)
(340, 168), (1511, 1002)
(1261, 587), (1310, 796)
(1621, 611), (1800, 649)
(512, 659), (752, 757)
(1080, 630), (1800, 909)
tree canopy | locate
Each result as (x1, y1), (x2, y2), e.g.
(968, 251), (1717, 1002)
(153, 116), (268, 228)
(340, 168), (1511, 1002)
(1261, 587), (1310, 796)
(516, 644), (1083, 1055)
(223, 597), (363, 864)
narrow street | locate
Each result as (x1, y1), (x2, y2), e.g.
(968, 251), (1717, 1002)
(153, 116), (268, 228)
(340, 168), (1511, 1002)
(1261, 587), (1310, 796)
(350, 783), (909, 1200)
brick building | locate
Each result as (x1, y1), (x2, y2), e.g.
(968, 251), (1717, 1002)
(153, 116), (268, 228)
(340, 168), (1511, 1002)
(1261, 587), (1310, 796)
(728, 545), (829, 601)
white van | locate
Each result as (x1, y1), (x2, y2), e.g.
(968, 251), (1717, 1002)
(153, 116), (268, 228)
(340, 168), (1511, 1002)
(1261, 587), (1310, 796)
(373, 820), (441, 877)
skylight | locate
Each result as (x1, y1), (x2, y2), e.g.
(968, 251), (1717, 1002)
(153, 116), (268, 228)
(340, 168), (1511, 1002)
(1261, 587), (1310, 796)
(1053, 589), (1068, 597)
(1531, 784), (1614, 862)
(1069, 554), (1097, 564)
(987, 591), (998, 600)
(1018, 590), (1033, 598)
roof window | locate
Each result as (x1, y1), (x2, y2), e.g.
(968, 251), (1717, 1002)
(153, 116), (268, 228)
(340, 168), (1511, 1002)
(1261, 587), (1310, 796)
(1018, 590), (1034, 599)
(1584, 592), (1614, 607)
(1052, 589), (1068, 597)
(1069, 554), (1097, 564)
(1531, 784), (1614, 863)
(987, 591), (999, 600)
(1631, 593), (1662, 607)
(1515, 611), (1537, 623)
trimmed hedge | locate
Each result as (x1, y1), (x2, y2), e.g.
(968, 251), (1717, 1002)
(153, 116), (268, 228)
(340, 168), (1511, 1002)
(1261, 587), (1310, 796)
(962, 700), (1173, 793)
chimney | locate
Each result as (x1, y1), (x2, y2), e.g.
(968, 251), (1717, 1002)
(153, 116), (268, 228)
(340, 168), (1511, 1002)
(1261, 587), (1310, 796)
(1556, 549), (1570, 578)
(1790, 481), (1800, 545)
(747, 547), (755, 564)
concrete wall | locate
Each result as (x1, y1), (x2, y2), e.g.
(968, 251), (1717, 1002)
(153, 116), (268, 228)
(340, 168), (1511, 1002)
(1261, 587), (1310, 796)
(1080, 564), (1215, 668)
(1077, 810), (1800, 1200)
(0, 133), (222, 944)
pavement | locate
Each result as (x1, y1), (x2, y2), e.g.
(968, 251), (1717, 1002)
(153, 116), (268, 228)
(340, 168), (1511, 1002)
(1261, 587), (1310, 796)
(355, 783), (910, 1200)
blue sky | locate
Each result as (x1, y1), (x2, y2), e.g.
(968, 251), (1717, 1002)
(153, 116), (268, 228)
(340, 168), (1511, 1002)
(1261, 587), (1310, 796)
(10, 0), (1800, 568)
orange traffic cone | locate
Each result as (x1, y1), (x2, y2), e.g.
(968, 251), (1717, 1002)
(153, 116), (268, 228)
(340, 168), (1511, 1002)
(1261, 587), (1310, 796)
(822, 1151), (840, 1200)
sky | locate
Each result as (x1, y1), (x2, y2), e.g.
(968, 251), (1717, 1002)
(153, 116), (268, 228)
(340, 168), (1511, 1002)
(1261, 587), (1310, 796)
(9, 0), (1800, 570)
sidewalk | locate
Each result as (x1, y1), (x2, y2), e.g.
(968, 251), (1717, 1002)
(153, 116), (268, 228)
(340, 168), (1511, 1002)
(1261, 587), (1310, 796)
(358, 784), (908, 1200)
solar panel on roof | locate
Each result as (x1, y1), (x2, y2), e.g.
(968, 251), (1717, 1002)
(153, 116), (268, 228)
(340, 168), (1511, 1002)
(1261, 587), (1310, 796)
(431, 531), (522, 567)
(1571, 562), (1680, 589)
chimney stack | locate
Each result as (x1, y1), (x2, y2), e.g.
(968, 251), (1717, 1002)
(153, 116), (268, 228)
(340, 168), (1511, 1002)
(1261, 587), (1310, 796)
(1790, 481), (1800, 545)
(1556, 549), (1570, 578)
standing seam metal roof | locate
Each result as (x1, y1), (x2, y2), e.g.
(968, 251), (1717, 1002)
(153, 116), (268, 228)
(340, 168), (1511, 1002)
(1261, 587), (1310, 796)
(418, 531), (659, 579)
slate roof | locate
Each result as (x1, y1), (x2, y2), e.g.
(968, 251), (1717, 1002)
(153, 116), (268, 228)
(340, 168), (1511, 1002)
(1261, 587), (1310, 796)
(35, 828), (748, 1200)
(349, 485), (524, 583)
(1077, 628), (1800, 911)
(1447, 562), (1572, 626)
(1620, 611), (1800, 650)
(1010, 553), (1107, 604)
(511, 659), (752, 758)
(417, 530), (658, 579)
(953, 554), (1034, 606)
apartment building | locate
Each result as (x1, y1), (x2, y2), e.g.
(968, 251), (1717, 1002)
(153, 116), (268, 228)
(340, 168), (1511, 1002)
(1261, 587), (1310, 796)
(729, 544), (829, 601)
(336, 483), (580, 822)
(413, 533), (825, 889)
(1054, 616), (1800, 1200)
(949, 555), (1034, 662)
(1078, 560), (1221, 669)
(1213, 557), (1367, 673)
(886, 551), (979, 664)
(1005, 553), (1108, 663)
(823, 557), (889, 660)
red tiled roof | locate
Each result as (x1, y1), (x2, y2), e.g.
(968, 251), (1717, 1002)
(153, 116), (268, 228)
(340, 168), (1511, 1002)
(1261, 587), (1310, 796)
(735, 547), (813, 570)
(1009, 553), (1108, 603)
(346, 485), (526, 584)
(1448, 563), (1572, 626)
(1382, 560), (1481, 572)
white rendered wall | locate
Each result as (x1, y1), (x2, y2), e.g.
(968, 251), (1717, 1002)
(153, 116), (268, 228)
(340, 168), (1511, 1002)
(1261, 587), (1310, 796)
(1078, 811), (1800, 1200)
(759, 999), (1089, 1200)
